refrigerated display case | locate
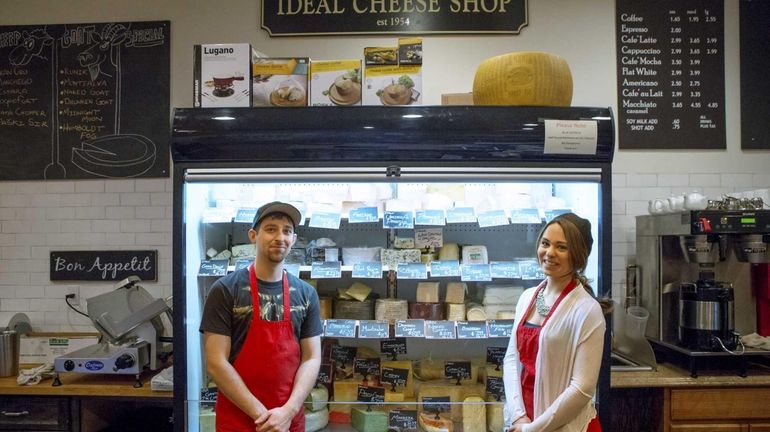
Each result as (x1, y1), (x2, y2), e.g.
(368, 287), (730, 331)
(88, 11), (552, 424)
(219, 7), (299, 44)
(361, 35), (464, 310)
(171, 106), (614, 432)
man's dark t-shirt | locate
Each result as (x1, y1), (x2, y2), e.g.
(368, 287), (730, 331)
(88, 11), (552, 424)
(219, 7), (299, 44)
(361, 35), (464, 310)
(200, 268), (323, 363)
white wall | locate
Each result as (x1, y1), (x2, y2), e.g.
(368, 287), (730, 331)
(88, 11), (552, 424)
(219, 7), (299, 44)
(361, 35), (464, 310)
(1, 0), (768, 331)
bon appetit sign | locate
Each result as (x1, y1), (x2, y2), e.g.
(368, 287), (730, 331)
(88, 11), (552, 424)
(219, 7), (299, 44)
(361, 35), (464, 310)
(50, 250), (157, 281)
(262, 0), (528, 35)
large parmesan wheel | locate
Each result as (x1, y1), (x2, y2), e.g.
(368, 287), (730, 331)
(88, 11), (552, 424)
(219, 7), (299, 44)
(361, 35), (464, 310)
(472, 51), (573, 106)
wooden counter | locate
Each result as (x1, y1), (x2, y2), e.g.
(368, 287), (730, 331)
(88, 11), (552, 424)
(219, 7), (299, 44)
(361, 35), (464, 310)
(0, 367), (171, 398)
(611, 361), (770, 388)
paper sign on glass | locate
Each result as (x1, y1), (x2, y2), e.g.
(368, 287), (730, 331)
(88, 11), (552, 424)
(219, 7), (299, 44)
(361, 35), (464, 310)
(544, 119), (598, 155)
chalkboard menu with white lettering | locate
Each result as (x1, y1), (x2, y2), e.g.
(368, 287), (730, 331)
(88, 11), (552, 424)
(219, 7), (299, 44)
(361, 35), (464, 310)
(0, 21), (169, 180)
(740, 0), (770, 149)
(616, 0), (725, 149)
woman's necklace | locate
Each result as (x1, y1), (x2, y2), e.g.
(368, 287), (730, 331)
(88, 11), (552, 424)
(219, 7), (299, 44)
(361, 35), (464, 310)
(535, 286), (552, 317)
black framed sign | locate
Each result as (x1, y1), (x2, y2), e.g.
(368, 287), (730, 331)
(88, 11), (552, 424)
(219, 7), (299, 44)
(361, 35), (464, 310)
(261, 0), (528, 36)
(50, 250), (157, 281)
(740, 0), (770, 149)
(616, 0), (725, 149)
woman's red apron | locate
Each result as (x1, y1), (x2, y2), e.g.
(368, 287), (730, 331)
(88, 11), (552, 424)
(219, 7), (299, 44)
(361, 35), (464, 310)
(516, 279), (601, 432)
(215, 264), (304, 432)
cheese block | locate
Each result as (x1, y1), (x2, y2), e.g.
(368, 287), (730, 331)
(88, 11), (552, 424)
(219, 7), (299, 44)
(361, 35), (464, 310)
(306, 407), (329, 432)
(416, 282), (440, 303)
(231, 243), (255, 257)
(445, 282), (466, 303)
(483, 304), (516, 320)
(381, 248), (421, 268)
(330, 379), (359, 422)
(482, 285), (524, 305)
(413, 358), (483, 384)
(408, 302), (444, 320)
(394, 237), (416, 249)
(445, 303), (466, 321)
(462, 396), (487, 432)
(465, 303), (487, 321)
(334, 298), (374, 320)
(462, 245), (489, 264)
(418, 380), (485, 421)
(351, 407), (388, 432)
(347, 282), (373, 301)
(319, 296), (333, 319)
(385, 389), (406, 402)
(337, 287), (354, 300)
(375, 298), (408, 324)
(199, 406), (216, 432)
(418, 411), (454, 432)
(357, 346), (380, 359)
(381, 359), (414, 397)
(486, 396), (504, 432)
(304, 385), (330, 411)
(438, 243), (460, 261)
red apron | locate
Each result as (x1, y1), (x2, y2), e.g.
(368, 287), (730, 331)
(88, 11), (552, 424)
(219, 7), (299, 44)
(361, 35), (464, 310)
(215, 264), (304, 432)
(516, 280), (601, 432)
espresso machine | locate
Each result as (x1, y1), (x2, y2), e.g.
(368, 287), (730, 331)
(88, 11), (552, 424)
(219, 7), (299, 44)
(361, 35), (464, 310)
(635, 209), (770, 376)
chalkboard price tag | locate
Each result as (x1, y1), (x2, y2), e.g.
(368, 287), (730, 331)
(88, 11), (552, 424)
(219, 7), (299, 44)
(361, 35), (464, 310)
(358, 320), (390, 339)
(486, 376), (505, 401)
(311, 261), (341, 279)
(354, 358), (382, 379)
(490, 261), (521, 279)
(381, 367), (409, 391)
(348, 206), (379, 223)
(424, 320), (455, 339)
(357, 385), (385, 403)
(430, 260), (461, 277)
(509, 208), (542, 224)
(380, 338), (408, 359)
(444, 361), (472, 382)
(477, 210), (509, 227)
(415, 209), (446, 226)
(461, 264), (492, 281)
(383, 211), (414, 229)
(308, 211), (341, 229)
(325, 319), (357, 338)
(518, 259), (544, 280)
(488, 320), (515, 338)
(201, 387), (218, 402)
(234, 207), (258, 223)
(422, 396), (451, 415)
(317, 363), (333, 385)
(446, 207), (476, 224)
(457, 321), (488, 339)
(330, 345), (358, 366)
(397, 263), (428, 279)
(198, 259), (229, 276)
(486, 346), (507, 366)
(389, 410), (418, 432)
(395, 320), (425, 338)
(284, 263), (301, 277)
(234, 259), (252, 272)
(352, 261), (383, 279)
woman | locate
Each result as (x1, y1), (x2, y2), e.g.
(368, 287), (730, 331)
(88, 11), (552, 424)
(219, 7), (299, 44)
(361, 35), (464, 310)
(503, 213), (608, 432)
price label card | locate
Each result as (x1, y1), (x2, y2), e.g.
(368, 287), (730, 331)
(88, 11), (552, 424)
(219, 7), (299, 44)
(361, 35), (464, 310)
(198, 259), (229, 276)
(381, 367), (409, 390)
(446, 207), (476, 224)
(331, 345), (358, 366)
(477, 210), (510, 227)
(488, 320), (515, 338)
(415, 209), (446, 226)
(324, 319), (357, 338)
(457, 321), (488, 339)
(389, 410), (418, 432)
(544, 209), (572, 221)
(234, 259), (252, 272)
(352, 261), (382, 279)
(380, 338), (408, 358)
(422, 396), (451, 415)
(383, 211), (414, 229)
(311, 261), (341, 279)
(317, 363), (333, 385)
(348, 206), (379, 223)
(201, 387), (218, 402)
(490, 261), (521, 279)
(358, 320), (390, 339)
(415, 227), (443, 249)
(444, 361), (472, 381)
(284, 263), (301, 277)
(518, 259), (544, 280)
(461, 263), (492, 281)
(544, 119), (598, 155)
(486, 346), (507, 366)
(357, 385), (385, 403)
(354, 358), (382, 378)
(309, 211), (342, 229)
(430, 260), (461, 277)
(397, 263), (428, 279)
(486, 376), (505, 401)
(395, 320), (425, 338)
(509, 208), (542, 224)
(233, 207), (258, 223)
(424, 320), (455, 339)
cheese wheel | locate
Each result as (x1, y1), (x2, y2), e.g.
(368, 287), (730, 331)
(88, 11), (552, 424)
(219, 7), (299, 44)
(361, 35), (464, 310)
(304, 385), (329, 411)
(408, 302), (444, 320)
(466, 302), (487, 321)
(375, 298), (408, 324)
(334, 298), (374, 320)
(305, 407), (329, 432)
(462, 245), (489, 265)
(472, 51), (573, 107)
(462, 396), (487, 432)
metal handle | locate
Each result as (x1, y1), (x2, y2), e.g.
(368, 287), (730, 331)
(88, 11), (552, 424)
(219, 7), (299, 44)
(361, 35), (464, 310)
(625, 264), (641, 308)
(1, 410), (30, 417)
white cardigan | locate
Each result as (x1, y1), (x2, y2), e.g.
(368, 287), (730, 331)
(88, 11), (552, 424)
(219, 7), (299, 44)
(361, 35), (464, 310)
(502, 281), (606, 432)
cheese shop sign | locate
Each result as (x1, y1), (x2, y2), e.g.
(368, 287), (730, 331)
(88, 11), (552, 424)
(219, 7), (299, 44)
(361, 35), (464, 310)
(262, 0), (528, 35)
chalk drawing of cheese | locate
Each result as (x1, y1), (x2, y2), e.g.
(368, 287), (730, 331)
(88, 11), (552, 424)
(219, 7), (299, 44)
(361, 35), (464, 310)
(72, 134), (156, 178)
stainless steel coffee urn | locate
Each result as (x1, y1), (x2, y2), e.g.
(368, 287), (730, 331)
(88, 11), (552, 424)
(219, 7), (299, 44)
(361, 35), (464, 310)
(678, 280), (736, 351)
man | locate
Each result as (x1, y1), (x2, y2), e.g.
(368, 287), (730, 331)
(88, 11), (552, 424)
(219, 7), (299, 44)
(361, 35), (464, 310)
(201, 201), (322, 432)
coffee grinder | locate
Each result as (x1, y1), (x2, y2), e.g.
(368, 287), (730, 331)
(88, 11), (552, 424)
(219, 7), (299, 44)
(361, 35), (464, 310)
(635, 210), (770, 376)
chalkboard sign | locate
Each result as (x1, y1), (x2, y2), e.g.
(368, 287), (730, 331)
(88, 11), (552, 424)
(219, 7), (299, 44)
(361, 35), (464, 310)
(200, 387), (218, 402)
(352, 261), (382, 279)
(0, 21), (170, 180)
(197, 259), (228, 277)
(457, 321), (488, 339)
(317, 363), (333, 386)
(311, 261), (341, 279)
(358, 320), (390, 338)
(461, 264), (492, 282)
(490, 261), (521, 279)
(430, 260), (460, 277)
(415, 209), (446, 226)
(486, 346), (507, 366)
(477, 210), (509, 227)
(396, 262), (428, 280)
(383, 211), (414, 229)
(354, 358), (381, 379)
(488, 320), (515, 338)
(324, 319), (357, 338)
(395, 320), (425, 338)
(616, 0), (725, 149)
(486, 376), (505, 401)
(331, 345), (357, 366)
(446, 207), (476, 224)
(357, 385), (385, 403)
(444, 361), (472, 382)
(233, 259), (251, 272)
(381, 367), (409, 391)
(348, 206), (379, 223)
(421, 396), (450, 415)
(424, 320), (455, 339)
(380, 338), (407, 359)
(308, 211), (341, 229)
(51, 250), (157, 281)
(389, 410), (418, 432)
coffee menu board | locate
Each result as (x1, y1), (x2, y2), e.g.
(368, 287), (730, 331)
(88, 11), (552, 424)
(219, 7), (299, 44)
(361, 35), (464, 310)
(616, 0), (725, 149)
(0, 21), (170, 180)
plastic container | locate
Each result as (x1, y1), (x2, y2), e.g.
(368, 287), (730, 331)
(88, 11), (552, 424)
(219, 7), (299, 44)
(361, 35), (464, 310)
(0, 330), (20, 377)
(625, 306), (649, 340)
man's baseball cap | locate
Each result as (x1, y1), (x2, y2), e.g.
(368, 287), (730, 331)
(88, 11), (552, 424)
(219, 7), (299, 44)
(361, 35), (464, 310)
(251, 201), (301, 230)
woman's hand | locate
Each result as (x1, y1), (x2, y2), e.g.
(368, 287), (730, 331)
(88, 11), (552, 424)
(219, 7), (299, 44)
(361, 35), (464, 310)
(508, 415), (532, 432)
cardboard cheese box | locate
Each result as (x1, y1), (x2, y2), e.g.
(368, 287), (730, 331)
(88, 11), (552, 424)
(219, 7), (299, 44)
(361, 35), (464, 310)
(252, 57), (309, 107)
(309, 60), (362, 107)
(193, 43), (252, 107)
(363, 64), (422, 106)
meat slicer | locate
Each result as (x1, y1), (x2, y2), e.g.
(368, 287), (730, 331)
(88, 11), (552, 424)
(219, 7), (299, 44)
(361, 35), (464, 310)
(53, 276), (172, 387)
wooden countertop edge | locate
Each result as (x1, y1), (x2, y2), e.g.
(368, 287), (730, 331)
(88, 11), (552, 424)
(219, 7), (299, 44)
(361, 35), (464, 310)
(611, 362), (770, 388)
(0, 368), (172, 398)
